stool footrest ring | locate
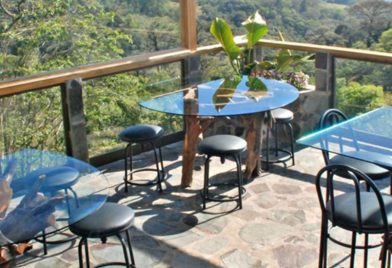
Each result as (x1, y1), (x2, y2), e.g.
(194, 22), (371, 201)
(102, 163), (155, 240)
(126, 168), (165, 186)
(200, 185), (246, 202)
(261, 148), (293, 164)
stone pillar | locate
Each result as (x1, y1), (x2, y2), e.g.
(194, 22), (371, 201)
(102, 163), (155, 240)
(315, 52), (335, 106)
(61, 78), (89, 162)
(181, 55), (202, 87)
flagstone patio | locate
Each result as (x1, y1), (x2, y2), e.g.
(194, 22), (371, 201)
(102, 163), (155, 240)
(12, 142), (391, 268)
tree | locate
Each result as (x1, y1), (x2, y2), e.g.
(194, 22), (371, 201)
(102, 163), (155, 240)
(337, 82), (385, 116)
(376, 28), (392, 52)
(349, 0), (392, 47)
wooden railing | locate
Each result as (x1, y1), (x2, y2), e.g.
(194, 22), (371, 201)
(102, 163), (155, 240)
(1, 39), (391, 98)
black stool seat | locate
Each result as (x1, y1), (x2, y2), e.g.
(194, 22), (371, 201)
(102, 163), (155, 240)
(119, 124), (164, 143)
(198, 135), (247, 156)
(272, 108), (294, 123)
(70, 202), (136, 268)
(70, 203), (134, 238)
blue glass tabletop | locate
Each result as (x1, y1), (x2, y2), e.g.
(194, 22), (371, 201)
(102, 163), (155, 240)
(139, 76), (299, 116)
(0, 149), (108, 245)
(297, 106), (392, 169)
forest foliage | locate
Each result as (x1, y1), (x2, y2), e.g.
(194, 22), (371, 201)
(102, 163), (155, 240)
(0, 0), (391, 155)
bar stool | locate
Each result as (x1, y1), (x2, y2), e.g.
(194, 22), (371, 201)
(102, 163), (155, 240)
(69, 202), (136, 268)
(198, 135), (247, 209)
(119, 124), (165, 192)
(262, 108), (295, 169)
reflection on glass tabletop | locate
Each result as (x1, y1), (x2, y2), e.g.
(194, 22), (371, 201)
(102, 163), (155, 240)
(139, 76), (299, 117)
(0, 149), (108, 245)
(297, 106), (392, 168)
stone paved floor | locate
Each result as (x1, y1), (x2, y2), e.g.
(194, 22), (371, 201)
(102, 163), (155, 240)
(12, 142), (391, 267)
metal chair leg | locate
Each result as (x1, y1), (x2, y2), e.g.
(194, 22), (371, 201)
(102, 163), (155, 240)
(364, 233), (369, 268)
(319, 215), (328, 268)
(350, 232), (357, 268)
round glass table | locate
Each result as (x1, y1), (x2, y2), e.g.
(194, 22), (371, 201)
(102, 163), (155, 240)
(0, 149), (108, 246)
(140, 76), (299, 186)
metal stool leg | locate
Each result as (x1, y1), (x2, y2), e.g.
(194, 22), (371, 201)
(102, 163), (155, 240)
(152, 143), (163, 192)
(202, 156), (210, 210)
(41, 229), (48, 255)
(264, 119), (271, 171)
(124, 144), (132, 193)
(158, 142), (165, 177)
(274, 122), (279, 157)
(116, 233), (131, 267)
(287, 122), (295, 166)
(235, 154), (243, 209)
(126, 229), (136, 266)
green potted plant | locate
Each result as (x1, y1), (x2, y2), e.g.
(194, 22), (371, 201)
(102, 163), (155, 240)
(256, 32), (314, 90)
(210, 11), (268, 76)
(210, 13), (313, 90)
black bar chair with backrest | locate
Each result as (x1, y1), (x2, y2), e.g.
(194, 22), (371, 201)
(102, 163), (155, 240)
(316, 164), (392, 268)
(319, 109), (391, 193)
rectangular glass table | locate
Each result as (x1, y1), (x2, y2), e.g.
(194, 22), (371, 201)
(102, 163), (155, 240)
(140, 76), (299, 187)
(297, 106), (392, 169)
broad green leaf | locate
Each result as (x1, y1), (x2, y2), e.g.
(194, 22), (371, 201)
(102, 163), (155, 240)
(212, 76), (242, 111)
(242, 11), (268, 49)
(258, 61), (275, 70)
(210, 18), (241, 62)
(247, 76), (267, 91)
(276, 49), (294, 71)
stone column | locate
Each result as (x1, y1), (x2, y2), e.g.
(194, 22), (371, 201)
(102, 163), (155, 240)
(61, 78), (89, 162)
(315, 52), (335, 106)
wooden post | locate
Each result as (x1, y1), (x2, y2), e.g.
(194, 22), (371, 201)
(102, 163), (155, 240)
(61, 78), (89, 162)
(243, 112), (266, 179)
(180, 0), (197, 51)
(181, 55), (202, 87)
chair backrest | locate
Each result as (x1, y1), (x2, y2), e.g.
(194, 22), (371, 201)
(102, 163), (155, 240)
(318, 109), (349, 164)
(315, 164), (389, 234)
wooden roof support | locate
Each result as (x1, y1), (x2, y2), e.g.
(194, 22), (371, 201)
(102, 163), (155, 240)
(180, 0), (197, 51)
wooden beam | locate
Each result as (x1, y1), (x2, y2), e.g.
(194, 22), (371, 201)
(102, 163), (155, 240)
(0, 39), (391, 98)
(180, 0), (197, 51)
(196, 39), (392, 64)
(0, 48), (192, 97)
